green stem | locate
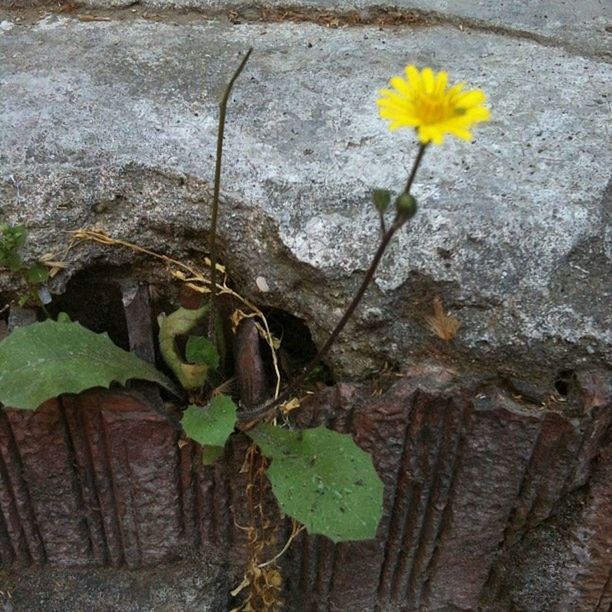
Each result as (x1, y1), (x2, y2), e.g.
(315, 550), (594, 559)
(405, 143), (428, 193)
(38, 299), (51, 320)
(208, 48), (253, 339)
(238, 144), (429, 423)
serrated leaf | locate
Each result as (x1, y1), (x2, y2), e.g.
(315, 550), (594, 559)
(0, 320), (178, 410)
(181, 395), (237, 464)
(185, 336), (220, 369)
(247, 424), (384, 542)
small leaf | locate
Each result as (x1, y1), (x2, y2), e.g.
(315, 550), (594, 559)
(0, 224), (27, 249)
(158, 305), (210, 390)
(0, 320), (178, 410)
(57, 312), (71, 323)
(24, 263), (49, 284)
(181, 394), (237, 464)
(5, 251), (23, 272)
(185, 336), (220, 369)
(11, 225), (27, 248)
(247, 424), (384, 542)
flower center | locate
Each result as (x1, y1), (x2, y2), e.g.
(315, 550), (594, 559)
(416, 95), (452, 124)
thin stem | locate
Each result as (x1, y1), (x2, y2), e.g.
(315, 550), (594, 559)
(238, 220), (401, 423)
(36, 294), (51, 319)
(289, 220), (401, 389)
(238, 143), (429, 424)
(405, 143), (428, 194)
(209, 48), (253, 338)
(378, 210), (387, 236)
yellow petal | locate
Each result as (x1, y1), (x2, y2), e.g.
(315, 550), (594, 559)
(422, 67), (435, 93)
(434, 71), (448, 95)
(465, 106), (491, 122)
(456, 89), (486, 107)
(406, 65), (422, 91)
(378, 65), (489, 144)
(447, 82), (466, 99)
(390, 76), (413, 98)
(446, 126), (473, 140)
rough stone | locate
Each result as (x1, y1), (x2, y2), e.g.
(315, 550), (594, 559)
(1, 369), (610, 610)
(8, 0), (609, 56)
(0, 9), (610, 388)
(0, 559), (229, 611)
(0, 5), (610, 609)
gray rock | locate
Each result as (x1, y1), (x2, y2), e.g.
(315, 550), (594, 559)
(0, 11), (610, 390)
(0, 559), (229, 611)
(38, 0), (612, 58)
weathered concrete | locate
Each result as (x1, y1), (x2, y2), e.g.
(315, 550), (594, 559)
(0, 559), (229, 611)
(4, 0), (609, 56)
(1, 8), (610, 390)
(128, 0), (612, 58)
(0, 6), (610, 609)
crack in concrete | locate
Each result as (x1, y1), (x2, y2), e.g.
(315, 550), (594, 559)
(1, 2), (609, 61)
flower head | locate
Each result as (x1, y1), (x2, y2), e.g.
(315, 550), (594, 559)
(377, 65), (490, 145)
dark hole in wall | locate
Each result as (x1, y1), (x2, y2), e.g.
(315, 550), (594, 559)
(44, 272), (333, 401)
(47, 268), (186, 392)
(48, 268), (130, 351)
(554, 369), (575, 397)
(262, 307), (334, 386)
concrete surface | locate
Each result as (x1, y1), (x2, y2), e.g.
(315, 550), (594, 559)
(0, 558), (229, 611)
(0, 3), (610, 611)
(87, 0), (612, 58)
(0, 4), (610, 386)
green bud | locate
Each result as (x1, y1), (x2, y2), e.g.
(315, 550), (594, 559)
(372, 189), (391, 213)
(395, 193), (418, 221)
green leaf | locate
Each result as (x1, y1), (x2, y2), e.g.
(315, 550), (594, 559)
(5, 251), (23, 272)
(24, 263), (49, 284)
(247, 424), (384, 542)
(158, 305), (210, 390)
(10, 225), (27, 248)
(181, 395), (237, 465)
(0, 320), (178, 410)
(185, 336), (220, 369)
(0, 224), (26, 249)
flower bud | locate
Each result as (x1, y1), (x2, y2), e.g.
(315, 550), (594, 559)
(372, 189), (391, 213)
(395, 193), (418, 221)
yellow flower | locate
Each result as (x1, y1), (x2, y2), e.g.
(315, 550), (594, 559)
(377, 65), (490, 145)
